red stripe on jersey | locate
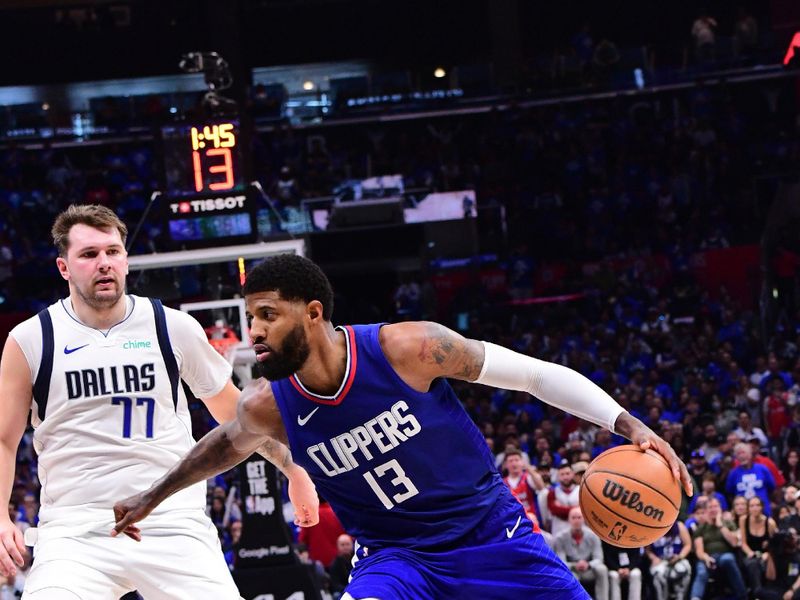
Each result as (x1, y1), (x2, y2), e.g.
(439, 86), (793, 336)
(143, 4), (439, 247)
(288, 325), (358, 406)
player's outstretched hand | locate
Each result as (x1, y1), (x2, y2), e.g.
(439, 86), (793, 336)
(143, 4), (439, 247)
(615, 412), (694, 497)
(110, 491), (153, 541)
(287, 467), (320, 527)
(0, 518), (26, 577)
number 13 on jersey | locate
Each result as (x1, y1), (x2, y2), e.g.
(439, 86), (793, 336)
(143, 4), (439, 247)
(363, 459), (419, 510)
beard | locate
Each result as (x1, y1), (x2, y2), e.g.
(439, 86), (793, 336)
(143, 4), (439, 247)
(74, 278), (124, 310)
(255, 324), (311, 381)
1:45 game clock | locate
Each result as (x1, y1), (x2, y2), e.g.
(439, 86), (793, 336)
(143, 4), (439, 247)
(161, 120), (246, 198)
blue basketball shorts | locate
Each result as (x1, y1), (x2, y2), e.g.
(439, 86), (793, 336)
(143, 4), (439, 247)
(345, 494), (588, 600)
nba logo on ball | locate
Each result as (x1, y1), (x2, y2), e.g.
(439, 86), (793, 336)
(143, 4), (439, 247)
(579, 445), (681, 548)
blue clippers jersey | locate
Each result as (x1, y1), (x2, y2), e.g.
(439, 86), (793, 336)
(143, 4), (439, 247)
(272, 324), (506, 550)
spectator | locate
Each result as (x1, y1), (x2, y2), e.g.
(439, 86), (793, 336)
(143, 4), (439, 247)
(207, 496), (226, 530)
(764, 378), (792, 446)
(686, 496), (709, 534)
(709, 432), (739, 475)
(729, 494), (748, 522)
(726, 442), (776, 515)
(646, 520), (692, 600)
(532, 435), (562, 467)
(553, 507), (608, 600)
(733, 411), (769, 449)
(502, 447), (546, 523)
(783, 406), (800, 456)
(739, 495), (777, 592)
(571, 461), (589, 486)
(17, 493), (37, 526)
(602, 540), (642, 600)
(756, 529), (800, 600)
(697, 426), (721, 462)
(746, 436), (786, 488)
(328, 533), (354, 599)
(759, 354), (793, 393)
(223, 520), (242, 570)
(547, 460), (581, 536)
(591, 428), (617, 458)
(777, 503), (793, 524)
(688, 472), (728, 514)
(784, 484), (799, 512)
(691, 12), (718, 63)
(687, 449), (711, 492)
(733, 7), (759, 58)
(690, 497), (747, 600)
(779, 491), (800, 532)
(783, 447), (800, 485)
(494, 441), (531, 470)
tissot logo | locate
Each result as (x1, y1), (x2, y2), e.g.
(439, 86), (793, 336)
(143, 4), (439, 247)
(169, 195), (246, 215)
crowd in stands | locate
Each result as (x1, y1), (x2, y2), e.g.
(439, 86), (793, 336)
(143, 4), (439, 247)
(12, 227), (800, 599)
(439, 251), (800, 600)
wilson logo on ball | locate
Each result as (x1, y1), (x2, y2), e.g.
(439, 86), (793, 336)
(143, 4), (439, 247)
(602, 480), (665, 522)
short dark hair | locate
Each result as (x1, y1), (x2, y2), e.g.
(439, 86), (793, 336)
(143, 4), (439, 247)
(243, 253), (334, 320)
(52, 204), (128, 256)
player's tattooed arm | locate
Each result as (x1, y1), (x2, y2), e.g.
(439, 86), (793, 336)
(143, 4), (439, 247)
(380, 321), (486, 390)
(112, 381), (318, 537)
(256, 436), (295, 474)
(111, 381), (273, 539)
(111, 414), (267, 539)
(416, 321), (485, 381)
(246, 385), (319, 527)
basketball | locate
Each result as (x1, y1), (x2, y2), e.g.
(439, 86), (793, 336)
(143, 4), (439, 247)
(579, 445), (680, 548)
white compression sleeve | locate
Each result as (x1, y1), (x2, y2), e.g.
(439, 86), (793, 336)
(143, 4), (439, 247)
(475, 341), (625, 433)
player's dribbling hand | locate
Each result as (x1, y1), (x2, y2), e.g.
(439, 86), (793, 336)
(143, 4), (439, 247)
(0, 519), (26, 577)
(614, 412), (694, 496)
(287, 466), (319, 528)
(110, 491), (153, 542)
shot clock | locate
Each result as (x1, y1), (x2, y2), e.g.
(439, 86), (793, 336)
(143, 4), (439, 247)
(159, 119), (257, 246)
(162, 120), (245, 197)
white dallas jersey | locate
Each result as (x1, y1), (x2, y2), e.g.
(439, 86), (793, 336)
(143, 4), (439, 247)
(10, 295), (232, 528)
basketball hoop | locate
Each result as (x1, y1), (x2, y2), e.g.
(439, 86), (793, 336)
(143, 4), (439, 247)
(209, 337), (239, 356)
(124, 238), (306, 387)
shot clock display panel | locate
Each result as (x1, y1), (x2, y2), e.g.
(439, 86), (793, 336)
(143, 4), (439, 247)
(161, 120), (246, 198)
(159, 119), (256, 247)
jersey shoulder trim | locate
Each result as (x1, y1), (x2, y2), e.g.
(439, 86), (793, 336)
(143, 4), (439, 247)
(149, 298), (180, 410)
(32, 308), (55, 422)
(289, 325), (357, 406)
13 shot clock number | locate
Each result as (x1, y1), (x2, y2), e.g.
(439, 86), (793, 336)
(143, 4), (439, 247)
(190, 123), (236, 192)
